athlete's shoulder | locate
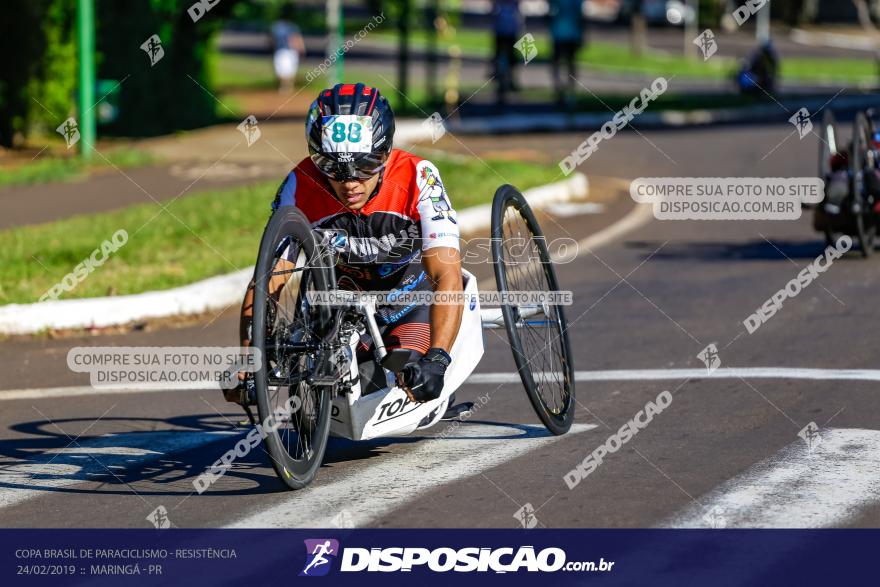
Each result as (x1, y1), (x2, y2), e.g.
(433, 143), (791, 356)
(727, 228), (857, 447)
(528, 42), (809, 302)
(271, 157), (343, 222)
(381, 149), (421, 185)
(382, 149), (448, 191)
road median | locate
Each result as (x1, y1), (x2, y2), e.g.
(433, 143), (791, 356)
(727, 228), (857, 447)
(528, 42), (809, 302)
(0, 173), (589, 336)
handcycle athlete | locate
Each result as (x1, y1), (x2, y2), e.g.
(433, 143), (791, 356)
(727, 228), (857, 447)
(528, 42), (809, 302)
(228, 83), (466, 411)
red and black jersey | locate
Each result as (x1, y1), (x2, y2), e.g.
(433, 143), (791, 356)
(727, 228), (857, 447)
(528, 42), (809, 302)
(272, 148), (459, 291)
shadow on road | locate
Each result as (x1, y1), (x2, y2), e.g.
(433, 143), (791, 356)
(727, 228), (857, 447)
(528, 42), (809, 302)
(0, 416), (545, 498)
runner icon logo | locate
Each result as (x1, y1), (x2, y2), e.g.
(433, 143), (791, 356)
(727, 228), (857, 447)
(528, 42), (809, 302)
(140, 34), (165, 66)
(798, 422), (822, 455)
(789, 108), (813, 139)
(300, 539), (340, 577)
(514, 33), (538, 64)
(693, 29), (717, 61)
(513, 503), (539, 529)
(697, 343), (721, 374)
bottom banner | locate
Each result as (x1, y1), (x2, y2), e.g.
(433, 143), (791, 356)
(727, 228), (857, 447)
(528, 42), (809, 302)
(2, 528), (876, 585)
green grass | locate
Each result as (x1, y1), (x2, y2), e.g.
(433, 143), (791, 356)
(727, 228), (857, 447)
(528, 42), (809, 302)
(1, 154), (560, 305)
(0, 148), (155, 188)
(373, 29), (879, 85)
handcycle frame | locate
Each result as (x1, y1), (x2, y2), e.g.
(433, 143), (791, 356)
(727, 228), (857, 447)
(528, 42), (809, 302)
(275, 268), (552, 442)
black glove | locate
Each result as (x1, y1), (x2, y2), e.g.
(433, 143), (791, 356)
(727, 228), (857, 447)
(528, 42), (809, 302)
(399, 348), (451, 403)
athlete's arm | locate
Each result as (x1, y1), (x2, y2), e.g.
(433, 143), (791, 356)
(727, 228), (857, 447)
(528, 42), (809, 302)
(413, 160), (463, 353)
(422, 246), (463, 353)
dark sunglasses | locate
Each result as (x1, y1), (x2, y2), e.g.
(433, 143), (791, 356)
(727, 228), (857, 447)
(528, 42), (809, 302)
(311, 153), (385, 182)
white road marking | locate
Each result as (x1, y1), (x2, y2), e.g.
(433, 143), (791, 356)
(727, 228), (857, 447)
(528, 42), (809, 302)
(0, 430), (235, 510)
(226, 422), (596, 528)
(546, 201), (605, 218)
(465, 368), (880, 384)
(0, 382), (221, 400)
(7, 367), (880, 400)
(664, 428), (880, 528)
(554, 202), (653, 263)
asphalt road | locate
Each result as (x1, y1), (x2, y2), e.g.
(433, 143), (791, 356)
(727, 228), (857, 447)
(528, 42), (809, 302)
(2, 121), (878, 530)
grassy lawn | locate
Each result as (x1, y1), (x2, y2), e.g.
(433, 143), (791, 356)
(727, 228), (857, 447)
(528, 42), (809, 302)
(1, 153), (561, 305)
(372, 29), (879, 86)
(0, 148), (155, 189)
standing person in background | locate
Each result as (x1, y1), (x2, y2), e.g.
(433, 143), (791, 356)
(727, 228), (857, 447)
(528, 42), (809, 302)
(492, 0), (523, 99)
(549, 0), (586, 105)
(271, 18), (306, 93)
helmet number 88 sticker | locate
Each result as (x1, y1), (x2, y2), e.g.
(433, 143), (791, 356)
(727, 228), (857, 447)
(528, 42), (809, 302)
(321, 115), (373, 154)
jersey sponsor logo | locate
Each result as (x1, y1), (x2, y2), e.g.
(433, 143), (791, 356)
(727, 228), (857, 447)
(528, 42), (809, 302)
(383, 303), (417, 324)
(386, 271), (426, 302)
(417, 162), (456, 225)
(346, 226), (419, 260)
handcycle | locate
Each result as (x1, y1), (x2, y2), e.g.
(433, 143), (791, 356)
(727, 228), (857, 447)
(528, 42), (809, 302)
(813, 108), (880, 256)
(246, 185), (575, 489)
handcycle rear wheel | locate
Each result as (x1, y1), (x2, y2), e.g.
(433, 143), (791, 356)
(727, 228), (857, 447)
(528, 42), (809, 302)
(252, 205), (336, 489)
(850, 111), (876, 257)
(491, 185), (575, 435)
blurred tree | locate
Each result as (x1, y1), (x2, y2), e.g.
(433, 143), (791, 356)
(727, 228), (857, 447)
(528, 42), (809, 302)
(368, 0), (413, 108)
(0, 0), (76, 148)
(630, 0), (646, 56)
(773, 0), (806, 25)
(698, 0), (722, 28)
(97, 0), (241, 136)
(0, 0), (245, 146)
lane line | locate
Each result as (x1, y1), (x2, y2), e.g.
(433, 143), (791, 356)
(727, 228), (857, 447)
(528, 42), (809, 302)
(554, 201), (653, 263)
(664, 428), (880, 528)
(7, 367), (880, 400)
(0, 430), (236, 510)
(466, 368), (880, 384)
(225, 422), (596, 528)
(0, 383), (222, 400)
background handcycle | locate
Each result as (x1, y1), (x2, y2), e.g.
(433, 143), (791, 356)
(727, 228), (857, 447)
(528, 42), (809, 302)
(814, 108), (880, 256)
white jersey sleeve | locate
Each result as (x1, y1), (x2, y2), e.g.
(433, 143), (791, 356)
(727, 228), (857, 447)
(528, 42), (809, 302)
(414, 159), (460, 251)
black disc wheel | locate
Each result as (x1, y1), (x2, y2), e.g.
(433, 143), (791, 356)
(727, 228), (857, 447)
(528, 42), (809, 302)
(252, 205), (336, 489)
(491, 185), (574, 435)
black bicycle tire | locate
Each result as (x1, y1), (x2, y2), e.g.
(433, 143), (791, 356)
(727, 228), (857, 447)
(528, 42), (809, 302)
(252, 205), (335, 489)
(490, 185), (575, 435)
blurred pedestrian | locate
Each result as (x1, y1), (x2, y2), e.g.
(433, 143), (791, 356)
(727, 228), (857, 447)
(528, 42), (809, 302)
(549, 0), (586, 105)
(271, 19), (306, 94)
(735, 39), (779, 94)
(492, 0), (523, 99)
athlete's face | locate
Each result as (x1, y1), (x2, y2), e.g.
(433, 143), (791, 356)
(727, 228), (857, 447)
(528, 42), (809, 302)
(327, 174), (380, 211)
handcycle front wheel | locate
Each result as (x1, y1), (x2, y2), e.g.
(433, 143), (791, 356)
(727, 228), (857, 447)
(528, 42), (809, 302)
(252, 205), (336, 489)
(491, 185), (575, 435)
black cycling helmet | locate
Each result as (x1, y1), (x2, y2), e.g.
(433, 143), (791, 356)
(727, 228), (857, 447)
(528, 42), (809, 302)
(306, 83), (395, 181)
